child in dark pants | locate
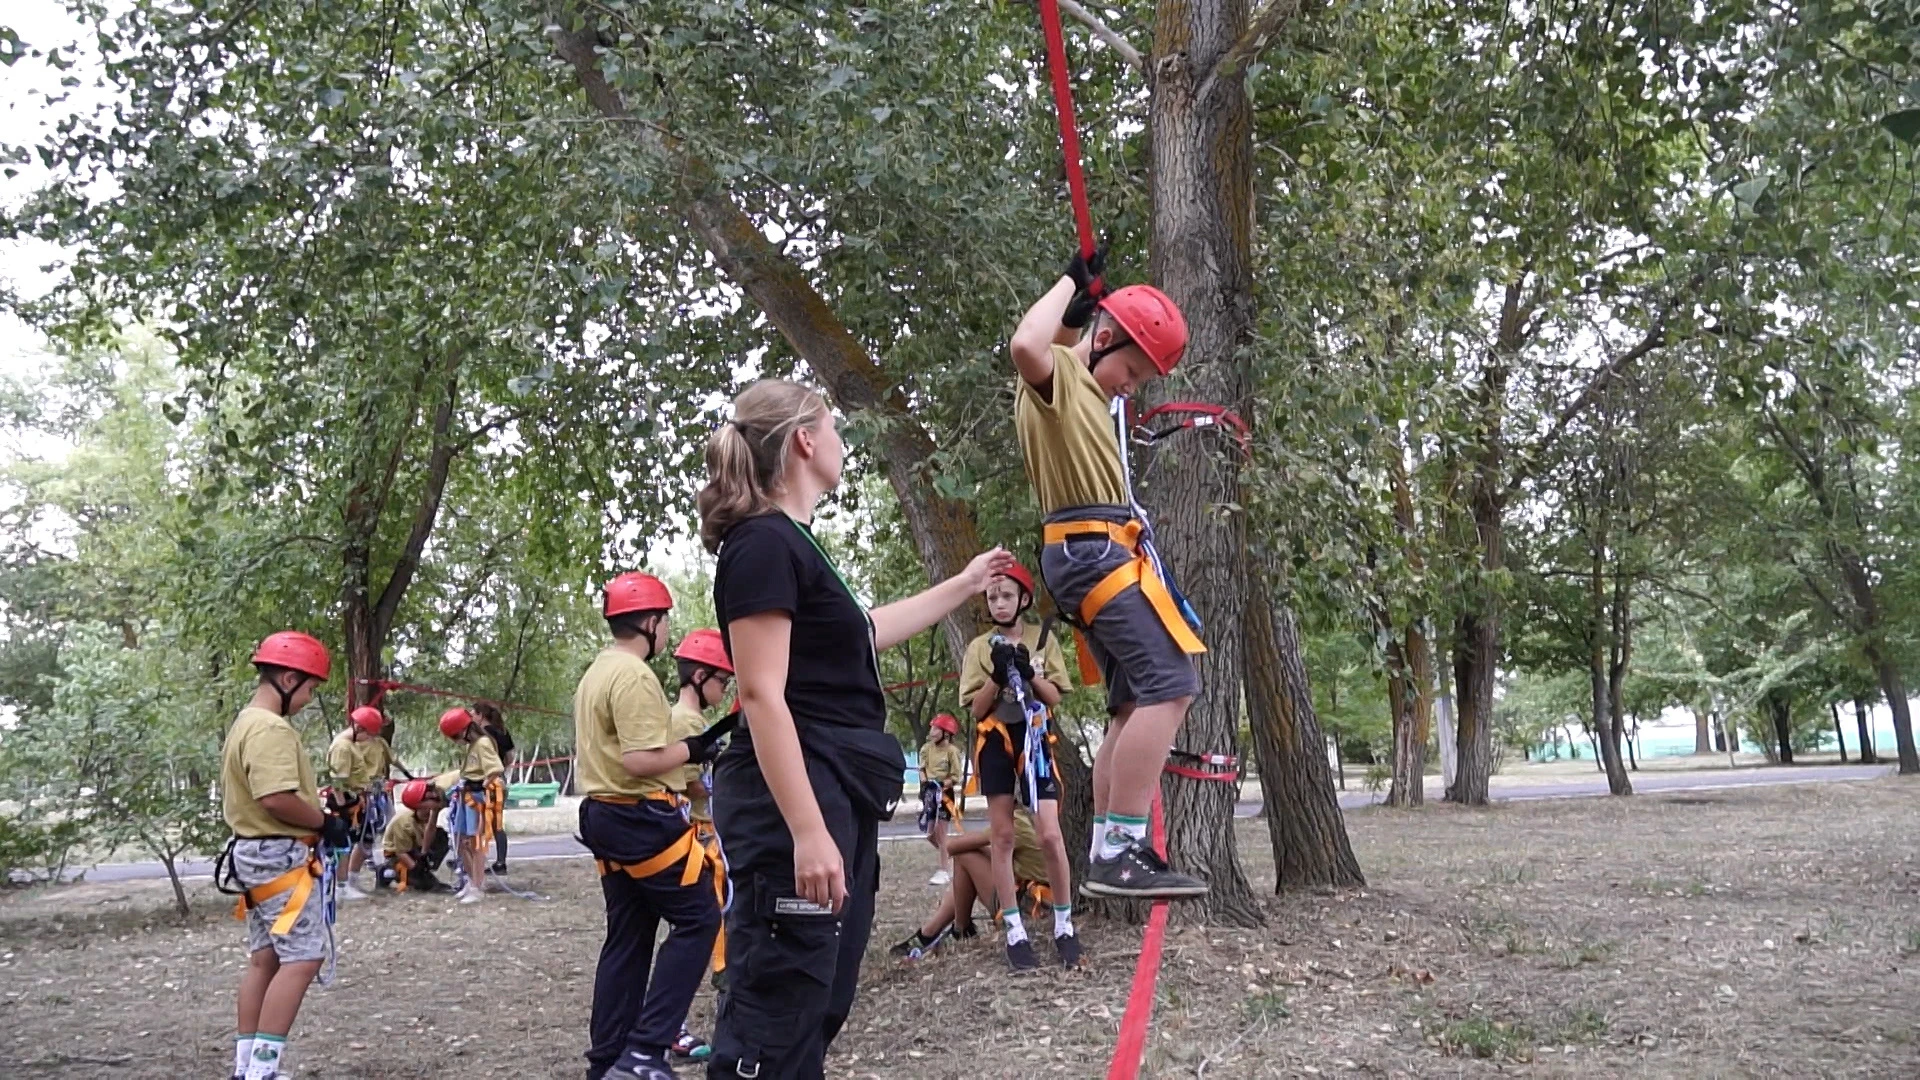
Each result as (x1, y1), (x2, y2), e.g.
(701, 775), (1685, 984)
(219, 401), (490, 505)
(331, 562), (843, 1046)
(576, 571), (736, 1080)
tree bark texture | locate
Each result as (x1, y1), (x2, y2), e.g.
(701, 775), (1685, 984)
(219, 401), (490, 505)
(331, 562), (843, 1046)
(1383, 444), (1432, 806)
(1245, 569), (1366, 890)
(1854, 697), (1878, 764)
(1135, 0), (1265, 926)
(1830, 702), (1847, 763)
(550, 14), (983, 667)
(1693, 707), (1714, 755)
(1863, 647), (1919, 775)
(1767, 692), (1794, 764)
(1050, 720), (1096, 894)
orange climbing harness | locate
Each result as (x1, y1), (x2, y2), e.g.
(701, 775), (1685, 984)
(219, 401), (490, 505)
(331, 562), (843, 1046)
(697, 821), (728, 974)
(1043, 518), (1207, 687)
(229, 840), (324, 935)
(588, 792), (719, 889)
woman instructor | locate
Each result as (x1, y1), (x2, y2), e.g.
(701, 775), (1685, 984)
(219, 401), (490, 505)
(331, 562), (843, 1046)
(699, 379), (1012, 1080)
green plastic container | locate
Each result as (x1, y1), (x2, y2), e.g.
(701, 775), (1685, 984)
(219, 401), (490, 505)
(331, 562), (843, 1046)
(506, 781), (561, 808)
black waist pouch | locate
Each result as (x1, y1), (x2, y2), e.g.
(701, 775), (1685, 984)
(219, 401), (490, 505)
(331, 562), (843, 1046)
(806, 724), (907, 822)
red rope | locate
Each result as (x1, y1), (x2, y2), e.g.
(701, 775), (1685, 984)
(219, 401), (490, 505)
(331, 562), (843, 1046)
(1038, 0), (1097, 264)
(1107, 791), (1170, 1080)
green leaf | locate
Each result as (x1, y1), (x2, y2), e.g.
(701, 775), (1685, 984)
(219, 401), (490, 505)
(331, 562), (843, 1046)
(1878, 109), (1920, 144)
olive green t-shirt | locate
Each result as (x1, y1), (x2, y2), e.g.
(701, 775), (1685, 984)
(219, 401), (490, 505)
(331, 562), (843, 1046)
(573, 648), (675, 797)
(669, 699), (710, 818)
(326, 729), (390, 791)
(958, 622), (1071, 727)
(221, 707), (321, 839)
(1011, 808), (1049, 883)
(1014, 343), (1129, 513)
(458, 734), (505, 783)
(918, 739), (964, 786)
(382, 808), (428, 856)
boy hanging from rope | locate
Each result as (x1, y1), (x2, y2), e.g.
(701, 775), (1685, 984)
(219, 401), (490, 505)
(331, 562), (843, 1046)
(1008, 253), (1209, 900)
(218, 632), (352, 1080)
(959, 562), (1081, 969)
(437, 706), (506, 904)
(376, 778), (451, 893)
(325, 705), (393, 900)
(666, 626), (736, 1063)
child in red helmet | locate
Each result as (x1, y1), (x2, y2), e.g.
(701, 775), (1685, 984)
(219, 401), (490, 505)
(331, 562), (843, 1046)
(917, 713), (964, 886)
(438, 706), (505, 904)
(218, 631), (349, 1080)
(959, 562), (1080, 969)
(575, 573), (733, 1080)
(325, 705), (393, 900)
(378, 779), (451, 893)
(1008, 256), (1208, 901)
(667, 626), (737, 1062)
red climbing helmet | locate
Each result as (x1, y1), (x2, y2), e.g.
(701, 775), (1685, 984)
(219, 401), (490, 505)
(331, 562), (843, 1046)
(439, 707), (474, 740)
(251, 631), (332, 681)
(398, 778), (434, 810)
(1098, 285), (1188, 375)
(674, 628), (734, 674)
(931, 713), (960, 735)
(992, 562), (1036, 600)
(350, 706), (384, 734)
(603, 572), (674, 618)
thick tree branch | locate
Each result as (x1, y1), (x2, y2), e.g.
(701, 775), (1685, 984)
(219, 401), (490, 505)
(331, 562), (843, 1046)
(1200, 0), (1304, 101)
(1056, 0), (1145, 73)
(1509, 315), (1671, 493)
(372, 356), (461, 642)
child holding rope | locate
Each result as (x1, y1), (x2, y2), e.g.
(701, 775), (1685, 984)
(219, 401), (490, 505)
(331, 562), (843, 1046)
(1008, 255), (1208, 900)
(698, 379), (1013, 1080)
(218, 631), (351, 1080)
(575, 574), (733, 1080)
(325, 705), (392, 900)
(960, 562), (1080, 969)
(438, 706), (505, 904)
(916, 713), (964, 887)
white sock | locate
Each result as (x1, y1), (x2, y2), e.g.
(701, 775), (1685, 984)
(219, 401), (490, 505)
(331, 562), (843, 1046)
(1089, 815), (1106, 860)
(1003, 908), (1028, 946)
(245, 1034), (284, 1080)
(1053, 905), (1074, 938)
(1099, 816), (1148, 860)
(233, 1035), (254, 1076)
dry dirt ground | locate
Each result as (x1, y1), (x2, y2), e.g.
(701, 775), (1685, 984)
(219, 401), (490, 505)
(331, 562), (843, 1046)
(4, 778), (1918, 1079)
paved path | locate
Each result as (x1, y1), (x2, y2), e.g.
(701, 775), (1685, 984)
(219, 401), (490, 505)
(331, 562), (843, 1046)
(74, 763), (1895, 885)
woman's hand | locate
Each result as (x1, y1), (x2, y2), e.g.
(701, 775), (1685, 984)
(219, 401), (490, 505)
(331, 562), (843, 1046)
(958, 546), (1018, 594)
(792, 826), (847, 912)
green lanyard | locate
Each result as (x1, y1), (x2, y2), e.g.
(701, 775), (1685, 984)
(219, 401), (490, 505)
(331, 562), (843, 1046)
(787, 515), (884, 686)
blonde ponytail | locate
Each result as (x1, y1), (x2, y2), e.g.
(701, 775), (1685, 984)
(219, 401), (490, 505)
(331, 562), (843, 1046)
(697, 380), (829, 553)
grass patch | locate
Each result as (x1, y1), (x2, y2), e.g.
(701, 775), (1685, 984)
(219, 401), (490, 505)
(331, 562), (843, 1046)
(1439, 1017), (1534, 1061)
(1555, 939), (1617, 969)
(1548, 1005), (1611, 1044)
(1243, 991), (1291, 1022)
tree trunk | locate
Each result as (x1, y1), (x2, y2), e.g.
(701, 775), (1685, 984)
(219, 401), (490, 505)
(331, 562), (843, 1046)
(1384, 643), (1418, 807)
(161, 852), (189, 917)
(1050, 718), (1096, 893)
(1246, 567), (1365, 891)
(1693, 707), (1714, 755)
(550, 15), (983, 666)
(1862, 648), (1919, 775)
(1830, 702), (1847, 763)
(1135, 0), (1270, 927)
(1767, 692), (1794, 764)
(1854, 697), (1878, 764)
(1589, 657), (1631, 795)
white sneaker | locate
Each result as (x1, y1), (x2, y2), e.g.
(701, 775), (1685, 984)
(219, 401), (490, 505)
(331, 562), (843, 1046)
(338, 882), (370, 901)
(929, 870), (951, 887)
(458, 887), (482, 904)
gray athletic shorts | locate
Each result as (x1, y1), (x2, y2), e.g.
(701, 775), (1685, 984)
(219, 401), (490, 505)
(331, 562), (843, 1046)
(1040, 506), (1202, 714)
(233, 838), (329, 963)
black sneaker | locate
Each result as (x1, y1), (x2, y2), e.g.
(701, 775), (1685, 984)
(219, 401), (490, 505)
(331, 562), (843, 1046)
(491, 862), (509, 875)
(1054, 930), (1083, 968)
(1081, 840), (1209, 899)
(605, 1053), (676, 1080)
(890, 927), (947, 960)
(1006, 937), (1042, 972)
(953, 919), (979, 940)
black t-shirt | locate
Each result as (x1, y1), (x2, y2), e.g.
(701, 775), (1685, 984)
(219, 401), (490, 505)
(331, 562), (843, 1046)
(714, 512), (886, 734)
(485, 723), (515, 759)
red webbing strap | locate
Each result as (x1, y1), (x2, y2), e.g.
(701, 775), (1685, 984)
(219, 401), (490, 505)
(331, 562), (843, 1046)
(1107, 791), (1170, 1080)
(1038, 0), (1097, 262)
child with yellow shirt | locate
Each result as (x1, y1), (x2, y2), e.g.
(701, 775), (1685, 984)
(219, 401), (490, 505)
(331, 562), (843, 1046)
(666, 626), (736, 1060)
(377, 778), (450, 893)
(438, 706), (505, 904)
(325, 705), (392, 900)
(1007, 254), (1207, 901)
(916, 713), (964, 886)
(218, 631), (349, 1080)
(575, 573), (736, 1080)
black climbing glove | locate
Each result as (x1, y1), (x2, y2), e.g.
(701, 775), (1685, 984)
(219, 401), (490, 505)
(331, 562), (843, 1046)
(320, 812), (353, 851)
(683, 710), (741, 766)
(990, 641), (1018, 687)
(1061, 245), (1108, 329)
(1011, 643), (1036, 686)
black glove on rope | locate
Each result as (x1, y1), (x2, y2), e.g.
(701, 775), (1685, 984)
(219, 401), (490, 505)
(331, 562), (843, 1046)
(990, 641), (1017, 687)
(320, 812), (353, 851)
(1061, 245), (1108, 329)
(683, 710), (741, 766)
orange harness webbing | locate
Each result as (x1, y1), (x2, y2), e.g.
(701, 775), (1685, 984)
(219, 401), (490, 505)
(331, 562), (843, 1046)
(1042, 519), (1207, 686)
(697, 822), (728, 974)
(590, 792), (716, 890)
(456, 779), (502, 851)
(973, 718), (1060, 796)
(231, 841), (323, 935)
